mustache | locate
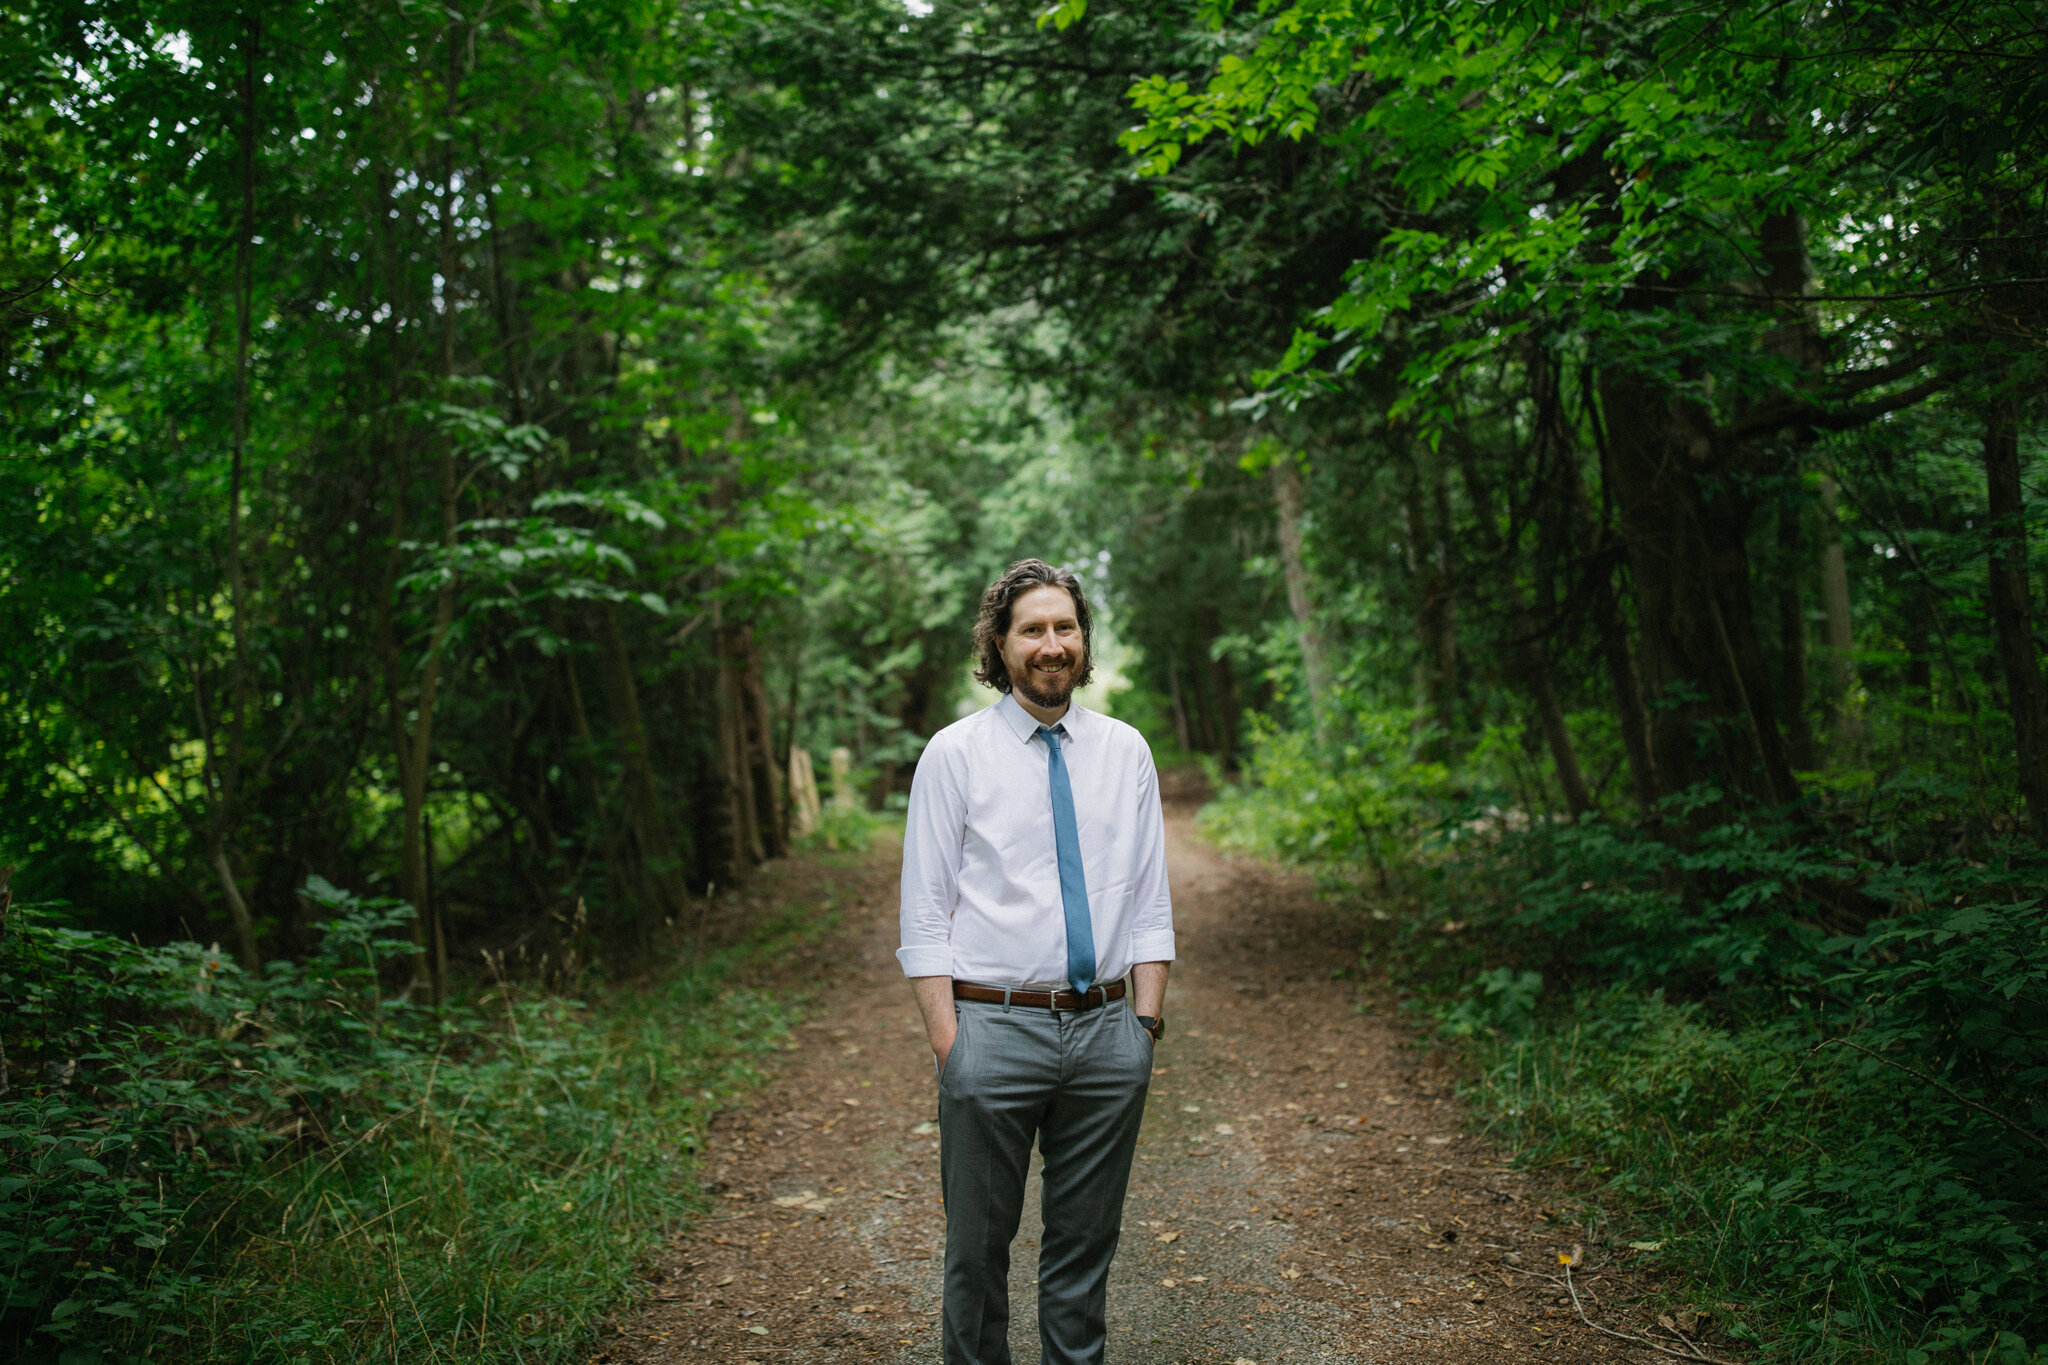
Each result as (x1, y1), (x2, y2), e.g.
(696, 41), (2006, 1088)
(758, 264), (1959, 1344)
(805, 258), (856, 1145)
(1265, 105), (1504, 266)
(1014, 650), (1084, 707)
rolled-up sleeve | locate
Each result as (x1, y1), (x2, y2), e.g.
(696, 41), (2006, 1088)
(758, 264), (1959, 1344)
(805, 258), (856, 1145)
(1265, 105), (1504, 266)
(1126, 754), (1176, 963)
(897, 737), (964, 978)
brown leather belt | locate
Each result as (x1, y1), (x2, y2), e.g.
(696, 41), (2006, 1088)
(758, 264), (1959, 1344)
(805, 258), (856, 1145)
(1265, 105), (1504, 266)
(953, 979), (1126, 1012)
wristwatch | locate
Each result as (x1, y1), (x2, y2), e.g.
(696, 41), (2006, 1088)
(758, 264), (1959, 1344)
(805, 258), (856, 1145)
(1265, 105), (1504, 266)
(1135, 1014), (1165, 1042)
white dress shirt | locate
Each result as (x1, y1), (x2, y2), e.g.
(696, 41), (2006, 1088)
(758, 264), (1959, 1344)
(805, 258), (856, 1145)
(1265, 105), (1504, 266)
(897, 693), (1176, 990)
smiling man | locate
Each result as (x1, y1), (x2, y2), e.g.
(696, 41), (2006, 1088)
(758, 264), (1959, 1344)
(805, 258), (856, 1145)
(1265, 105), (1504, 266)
(899, 557), (1174, 1365)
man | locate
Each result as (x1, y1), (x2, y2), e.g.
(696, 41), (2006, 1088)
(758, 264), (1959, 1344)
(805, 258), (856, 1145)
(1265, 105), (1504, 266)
(899, 557), (1174, 1365)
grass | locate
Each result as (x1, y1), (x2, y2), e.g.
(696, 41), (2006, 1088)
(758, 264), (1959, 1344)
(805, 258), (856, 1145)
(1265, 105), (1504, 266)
(1453, 990), (2048, 1365)
(3, 872), (852, 1365)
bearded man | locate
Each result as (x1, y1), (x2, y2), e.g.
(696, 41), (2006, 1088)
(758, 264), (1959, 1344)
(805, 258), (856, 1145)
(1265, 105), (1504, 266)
(898, 557), (1174, 1365)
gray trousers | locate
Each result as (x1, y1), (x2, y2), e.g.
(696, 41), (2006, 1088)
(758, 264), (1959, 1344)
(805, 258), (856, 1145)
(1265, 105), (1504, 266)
(937, 994), (1153, 1365)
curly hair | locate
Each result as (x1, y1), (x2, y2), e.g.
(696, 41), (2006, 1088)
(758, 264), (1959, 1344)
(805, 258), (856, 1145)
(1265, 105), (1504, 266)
(971, 558), (1095, 694)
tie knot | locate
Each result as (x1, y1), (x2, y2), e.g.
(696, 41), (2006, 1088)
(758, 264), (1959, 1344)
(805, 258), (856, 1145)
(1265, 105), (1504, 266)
(1036, 724), (1066, 750)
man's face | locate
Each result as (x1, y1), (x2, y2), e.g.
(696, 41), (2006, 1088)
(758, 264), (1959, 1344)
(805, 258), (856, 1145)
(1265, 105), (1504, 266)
(1000, 584), (1086, 711)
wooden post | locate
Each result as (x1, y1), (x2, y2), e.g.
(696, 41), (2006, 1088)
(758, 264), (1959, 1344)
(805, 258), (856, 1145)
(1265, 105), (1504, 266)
(830, 747), (856, 811)
(788, 748), (824, 838)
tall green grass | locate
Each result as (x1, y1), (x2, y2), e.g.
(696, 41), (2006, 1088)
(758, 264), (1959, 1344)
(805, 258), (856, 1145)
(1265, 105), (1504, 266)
(2, 880), (816, 1363)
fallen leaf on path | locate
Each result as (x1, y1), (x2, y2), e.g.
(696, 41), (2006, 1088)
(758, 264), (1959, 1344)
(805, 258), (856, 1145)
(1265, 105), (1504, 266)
(911, 1121), (936, 1135)
(1280, 1268), (1303, 1281)
(1629, 1239), (1664, 1252)
(714, 1275), (735, 1286)
(1156, 1231), (1181, 1243)
(850, 1304), (877, 1314)
(745, 1325), (768, 1336)
(1189, 1275), (1208, 1283)
(840, 1098), (860, 1107)
(1159, 1278), (1178, 1287)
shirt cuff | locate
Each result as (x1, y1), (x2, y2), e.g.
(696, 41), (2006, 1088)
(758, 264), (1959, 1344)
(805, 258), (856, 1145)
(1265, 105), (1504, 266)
(896, 945), (953, 978)
(1129, 930), (1177, 963)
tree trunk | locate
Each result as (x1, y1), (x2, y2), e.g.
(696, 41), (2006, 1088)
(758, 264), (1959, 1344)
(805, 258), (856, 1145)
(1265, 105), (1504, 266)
(206, 842), (261, 973)
(1761, 207), (1843, 768)
(1272, 455), (1332, 731)
(1402, 459), (1456, 758)
(422, 813), (447, 1004)
(1984, 396), (2048, 838)
(390, 557), (456, 995)
(710, 623), (762, 880)
(1525, 647), (1593, 817)
(595, 602), (693, 929)
(1199, 606), (1243, 766)
(1451, 427), (1593, 817)
(1816, 478), (1864, 755)
(377, 419), (458, 998)
(1165, 659), (1193, 753)
(386, 34), (472, 994)
(1598, 367), (1800, 808)
(1565, 380), (1661, 810)
(206, 11), (263, 974)
(731, 625), (788, 859)
(1776, 499), (1818, 770)
(1594, 567), (1661, 810)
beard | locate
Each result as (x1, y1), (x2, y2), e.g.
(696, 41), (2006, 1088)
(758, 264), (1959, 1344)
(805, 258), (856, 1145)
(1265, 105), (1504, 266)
(1013, 655), (1083, 709)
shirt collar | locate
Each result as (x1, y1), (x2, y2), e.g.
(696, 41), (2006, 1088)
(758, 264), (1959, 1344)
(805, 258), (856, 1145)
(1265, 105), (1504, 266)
(995, 691), (1087, 744)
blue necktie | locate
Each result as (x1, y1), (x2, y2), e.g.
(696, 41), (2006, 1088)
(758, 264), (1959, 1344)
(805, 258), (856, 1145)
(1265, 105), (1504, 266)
(1037, 724), (1096, 996)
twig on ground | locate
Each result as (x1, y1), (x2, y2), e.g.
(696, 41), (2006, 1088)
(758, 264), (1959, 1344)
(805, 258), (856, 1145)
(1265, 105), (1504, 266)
(1563, 1261), (1739, 1365)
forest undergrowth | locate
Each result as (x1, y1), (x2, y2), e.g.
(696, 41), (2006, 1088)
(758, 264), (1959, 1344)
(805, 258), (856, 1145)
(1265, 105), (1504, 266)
(0, 866), (859, 1365)
(1201, 734), (2048, 1365)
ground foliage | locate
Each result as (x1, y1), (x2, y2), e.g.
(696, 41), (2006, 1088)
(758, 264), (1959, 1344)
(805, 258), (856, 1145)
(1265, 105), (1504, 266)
(0, 878), (806, 1363)
(1205, 745), (2048, 1359)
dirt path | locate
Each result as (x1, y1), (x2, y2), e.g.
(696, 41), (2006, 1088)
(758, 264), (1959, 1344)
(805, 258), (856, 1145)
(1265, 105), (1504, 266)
(604, 806), (1681, 1364)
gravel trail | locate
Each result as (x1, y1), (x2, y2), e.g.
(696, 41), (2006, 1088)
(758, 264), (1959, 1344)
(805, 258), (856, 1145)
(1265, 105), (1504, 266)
(604, 802), (1687, 1365)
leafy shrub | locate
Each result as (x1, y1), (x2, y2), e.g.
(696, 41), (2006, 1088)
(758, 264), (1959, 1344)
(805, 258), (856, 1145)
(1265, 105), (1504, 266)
(1439, 966), (1544, 1039)
(1457, 818), (2048, 1359)
(1207, 725), (2048, 1359)
(796, 801), (891, 853)
(1470, 988), (2047, 1362)
(1, 879), (801, 1363)
(1199, 709), (1454, 882)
